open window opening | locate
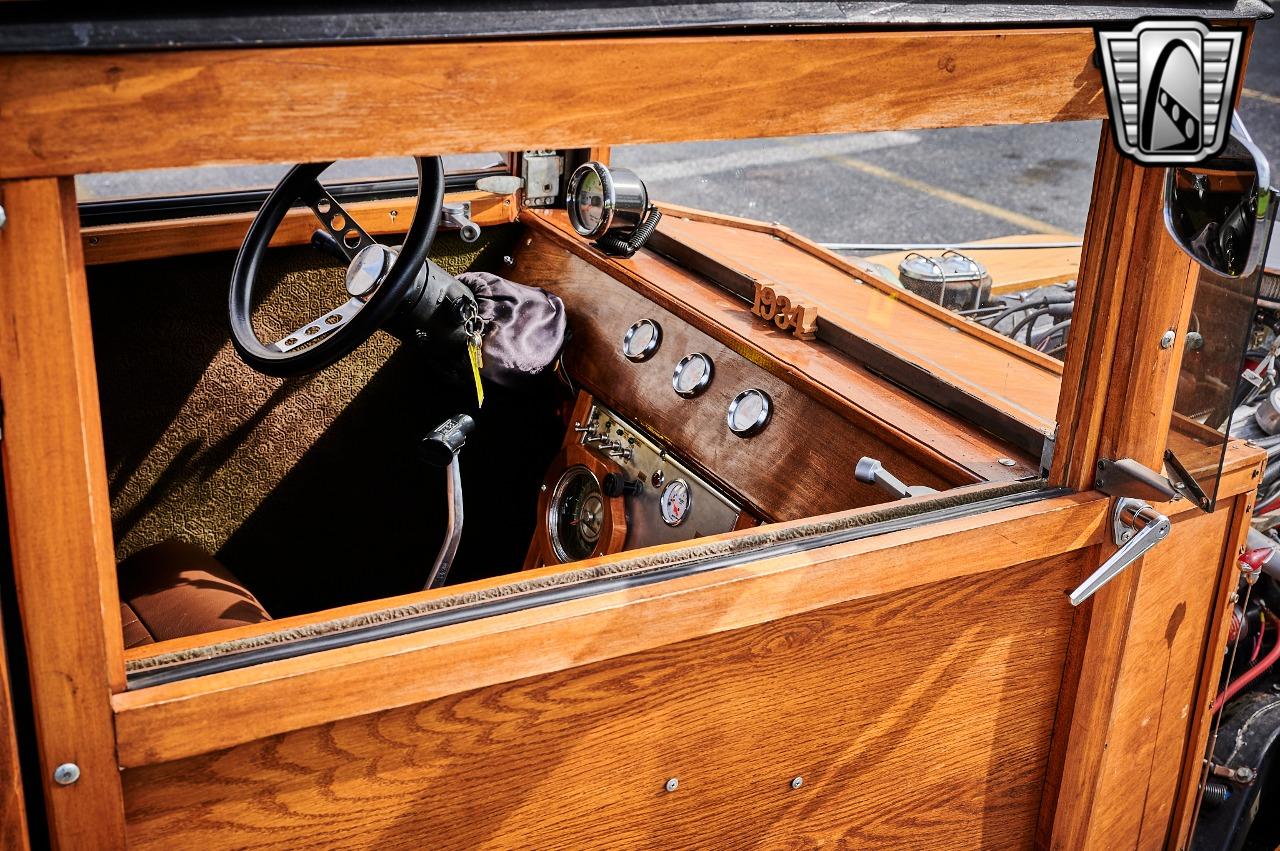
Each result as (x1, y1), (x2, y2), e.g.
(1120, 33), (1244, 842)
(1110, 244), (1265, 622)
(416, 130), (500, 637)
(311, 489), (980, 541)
(83, 132), (1106, 685)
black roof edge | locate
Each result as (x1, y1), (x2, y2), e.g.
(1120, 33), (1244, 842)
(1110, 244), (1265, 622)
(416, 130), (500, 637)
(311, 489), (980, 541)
(0, 2), (1273, 55)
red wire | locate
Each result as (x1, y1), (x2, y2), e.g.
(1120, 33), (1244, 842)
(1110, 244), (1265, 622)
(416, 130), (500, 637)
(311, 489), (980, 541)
(1252, 608), (1266, 664)
(1215, 610), (1280, 713)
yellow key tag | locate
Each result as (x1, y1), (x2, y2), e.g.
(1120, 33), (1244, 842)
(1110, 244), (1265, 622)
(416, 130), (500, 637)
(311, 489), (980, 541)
(467, 338), (485, 408)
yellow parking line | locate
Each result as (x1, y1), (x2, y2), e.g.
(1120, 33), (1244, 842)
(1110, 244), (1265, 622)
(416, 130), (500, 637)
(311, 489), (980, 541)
(826, 154), (1072, 235)
(1244, 87), (1280, 106)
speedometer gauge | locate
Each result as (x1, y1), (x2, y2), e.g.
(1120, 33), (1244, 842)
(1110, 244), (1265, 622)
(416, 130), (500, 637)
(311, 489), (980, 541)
(548, 465), (605, 562)
(566, 162), (650, 239)
(660, 479), (692, 526)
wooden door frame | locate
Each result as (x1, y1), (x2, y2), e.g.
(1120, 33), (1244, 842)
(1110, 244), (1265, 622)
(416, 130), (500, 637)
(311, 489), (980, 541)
(0, 22), (1259, 847)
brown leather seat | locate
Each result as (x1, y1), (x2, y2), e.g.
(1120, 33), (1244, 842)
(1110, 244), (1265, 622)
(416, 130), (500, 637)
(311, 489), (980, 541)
(118, 539), (271, 648)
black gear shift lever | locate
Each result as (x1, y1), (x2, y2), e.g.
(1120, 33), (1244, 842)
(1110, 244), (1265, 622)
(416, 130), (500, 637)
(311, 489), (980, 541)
(418, 414), (476, 589)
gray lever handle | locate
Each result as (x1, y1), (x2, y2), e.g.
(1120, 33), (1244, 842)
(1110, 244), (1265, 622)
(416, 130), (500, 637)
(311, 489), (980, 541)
(855, 456), (938, 500)
(1069, 498), (1171, 606)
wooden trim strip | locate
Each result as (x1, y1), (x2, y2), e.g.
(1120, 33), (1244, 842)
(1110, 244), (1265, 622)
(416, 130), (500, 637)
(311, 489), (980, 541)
(0, 178), (126, 847)
(82, 190), (514, 266)
(0, 29), (1104, 180)
(111, 491), (1107, 769)
(119, 480), (1011, 666)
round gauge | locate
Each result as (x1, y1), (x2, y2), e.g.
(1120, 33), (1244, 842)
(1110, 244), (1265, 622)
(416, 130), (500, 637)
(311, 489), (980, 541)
(622, 319), (662, 362)
(672, 353), (714, 398)
(660, 479), (692, 526)
(566, 162), (650, 239)
(548, 465), (605, 562)
(571, 166), (608, 237)
(727, 388), (772, 437)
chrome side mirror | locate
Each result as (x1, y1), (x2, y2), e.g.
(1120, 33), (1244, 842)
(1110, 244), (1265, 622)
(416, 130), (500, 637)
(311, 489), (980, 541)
(1165, 116), (1275, 278)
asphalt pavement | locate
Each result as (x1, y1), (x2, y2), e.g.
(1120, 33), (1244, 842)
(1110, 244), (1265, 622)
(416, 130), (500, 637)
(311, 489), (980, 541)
(77, 18), (1280, 251)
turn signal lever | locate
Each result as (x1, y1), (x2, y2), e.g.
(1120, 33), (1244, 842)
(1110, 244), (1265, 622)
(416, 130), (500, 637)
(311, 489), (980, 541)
(418, 414), (476, 590)
(854, 456), (938, 500)
(1068, 498), (1171, 605)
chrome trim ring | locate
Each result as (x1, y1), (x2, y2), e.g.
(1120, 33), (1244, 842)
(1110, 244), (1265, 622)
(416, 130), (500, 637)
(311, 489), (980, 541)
(567, 161), (616, 238)
(622, 318), (662, 362)
(672, 352), (714, 398)
(727, 388), (772, 437)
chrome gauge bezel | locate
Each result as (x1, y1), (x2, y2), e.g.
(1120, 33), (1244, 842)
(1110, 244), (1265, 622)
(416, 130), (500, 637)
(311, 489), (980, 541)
(566, 161), (650, 239)
(727, 388), (772, 437)
(547, 464), (605, 563)
(659, 479), (693, 527)
(622, 318), (662, 362)
(672, 352), (714, 398)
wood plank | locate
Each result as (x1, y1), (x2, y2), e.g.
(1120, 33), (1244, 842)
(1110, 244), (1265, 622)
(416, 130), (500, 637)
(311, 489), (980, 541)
(1088, 506), (1233, 847)
(526, 213), (1042, 483)
(120, 552), (1083, 849)
(0, 29), (1105, 180)
(111, 492), (1107, 769)
(0, 599), (30, 850)
(82, 190), (515, 266)
(655, 201), (1065, 375)
(863, 234), (1081, 296)
(0, 178), (126, 847)
(655, 213), (1062, 429)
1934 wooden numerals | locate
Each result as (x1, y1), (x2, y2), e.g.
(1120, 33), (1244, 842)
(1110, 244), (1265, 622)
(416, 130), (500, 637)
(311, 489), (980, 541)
(750, 283), (817, 340)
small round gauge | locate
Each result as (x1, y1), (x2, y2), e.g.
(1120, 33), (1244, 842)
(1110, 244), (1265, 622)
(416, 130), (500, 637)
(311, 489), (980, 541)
(571, 166), (608, 237)
(727, 388), (772, 437)
(672, 353), (714, 398)
(622, 319), (662, 362)
(566, 162), (650, 239)
(660, 479), (692, 526)
(548, 465), (605, 562)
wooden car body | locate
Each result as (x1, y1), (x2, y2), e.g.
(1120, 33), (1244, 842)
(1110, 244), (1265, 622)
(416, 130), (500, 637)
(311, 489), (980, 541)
(0, 3), (1272, 848)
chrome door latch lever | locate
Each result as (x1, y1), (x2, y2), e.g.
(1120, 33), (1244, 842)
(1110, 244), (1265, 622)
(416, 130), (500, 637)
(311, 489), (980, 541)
(1069, 497), (1171, 606)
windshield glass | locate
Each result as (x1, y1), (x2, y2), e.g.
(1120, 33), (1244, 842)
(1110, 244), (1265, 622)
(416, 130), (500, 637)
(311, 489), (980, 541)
(75, 153), (508, 202)
(611, 123), (1099, 449)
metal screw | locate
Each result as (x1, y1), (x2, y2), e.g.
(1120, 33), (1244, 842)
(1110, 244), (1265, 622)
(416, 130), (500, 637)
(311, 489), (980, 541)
(790, 776), (804, 790)
(388, 209), (398, 220)
(0, 204), (6, 231)
(997, 458), (1016, 467)
(540, 484), (547, 492)
(53, 763), (79, 786)
(502, 255), (515, 266)
(1160, 330), (1176, 349)
(88, 236), (99, 247)
(664, 777), (679, 793)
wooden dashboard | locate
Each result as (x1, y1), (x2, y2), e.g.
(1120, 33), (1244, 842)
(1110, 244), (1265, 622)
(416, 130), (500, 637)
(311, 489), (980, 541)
(514, 212), (1041, 523)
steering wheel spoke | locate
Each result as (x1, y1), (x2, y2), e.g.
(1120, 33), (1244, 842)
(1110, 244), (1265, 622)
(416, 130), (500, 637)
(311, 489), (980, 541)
(300, 180), (377, 262)
(269, 297), (366, 353)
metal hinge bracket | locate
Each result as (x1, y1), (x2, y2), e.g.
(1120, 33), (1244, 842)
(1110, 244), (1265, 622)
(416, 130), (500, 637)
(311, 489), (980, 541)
(1069, 497), (1172, 605)
(518, 151), (565, 208)
(1095, 457), (1180, 502)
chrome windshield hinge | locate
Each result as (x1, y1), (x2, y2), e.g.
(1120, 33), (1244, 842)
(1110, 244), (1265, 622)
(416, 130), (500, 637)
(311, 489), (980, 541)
(1069, 498), (1172, 605)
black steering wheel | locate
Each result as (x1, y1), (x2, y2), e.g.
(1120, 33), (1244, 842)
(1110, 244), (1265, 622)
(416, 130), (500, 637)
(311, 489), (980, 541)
(229, 156), (475, 377)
